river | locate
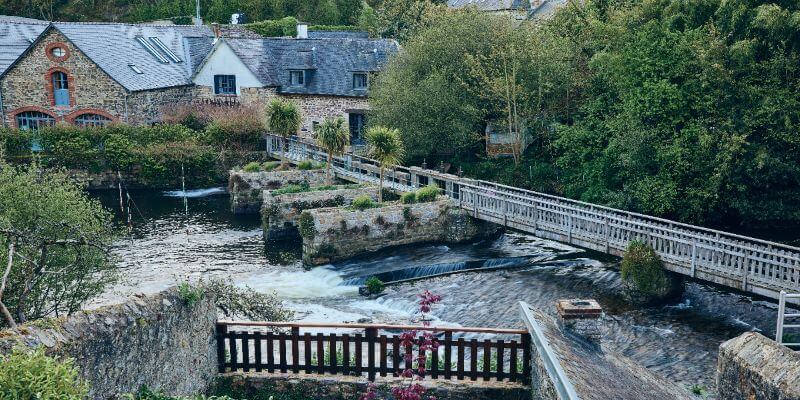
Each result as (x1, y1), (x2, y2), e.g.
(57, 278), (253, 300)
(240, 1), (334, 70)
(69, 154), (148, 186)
(89, 188), (782, 395)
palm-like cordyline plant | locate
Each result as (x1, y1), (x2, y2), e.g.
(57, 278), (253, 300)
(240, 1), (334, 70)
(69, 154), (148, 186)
(315, 117), (349, 185)
(364, 126), (404, 202)
(266, 99), (302, 168)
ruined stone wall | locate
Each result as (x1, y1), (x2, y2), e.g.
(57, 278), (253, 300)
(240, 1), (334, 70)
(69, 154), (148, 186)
(228, 169), (327, 214)
(717, 332), (800, 400)
(0, 288), (218, 399)
(1, 30), (126, 126)
(301, 199), (499, 265)
(262, 185), (378, 241)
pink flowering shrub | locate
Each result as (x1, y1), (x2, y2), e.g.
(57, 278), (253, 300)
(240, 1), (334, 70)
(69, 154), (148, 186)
(361, 290), (443, 400)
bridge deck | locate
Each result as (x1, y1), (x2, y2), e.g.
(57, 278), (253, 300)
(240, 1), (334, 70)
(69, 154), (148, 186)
(265, 134), (800, 300)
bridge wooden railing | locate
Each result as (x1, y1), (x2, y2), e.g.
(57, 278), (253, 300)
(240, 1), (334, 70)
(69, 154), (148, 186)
(264, 134), (800, 300)
(216, 321), (532, 383)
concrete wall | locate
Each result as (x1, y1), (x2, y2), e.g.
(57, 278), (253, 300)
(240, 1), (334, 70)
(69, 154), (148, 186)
(228, 169), (327, 214)
(301, 199), (499, 265)
(0, 288), (218, 399)
(262, 185), (378, 241)
(717, 332), (800, 400)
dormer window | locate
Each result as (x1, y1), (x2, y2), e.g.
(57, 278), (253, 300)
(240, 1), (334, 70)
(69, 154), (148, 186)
(353, 72), (368, 90)
(214, 75), (236, 95)
(290, 70), (305, 86)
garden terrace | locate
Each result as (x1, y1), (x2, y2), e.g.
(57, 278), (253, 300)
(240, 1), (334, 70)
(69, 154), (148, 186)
(268, 134), (800, 301)
(261, 184), (378, 241)
(228, 168), (327, 214)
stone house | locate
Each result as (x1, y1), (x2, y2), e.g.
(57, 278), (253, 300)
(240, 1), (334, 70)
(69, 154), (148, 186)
(0, 20), (215, 128)
(192, 26), (399, 144)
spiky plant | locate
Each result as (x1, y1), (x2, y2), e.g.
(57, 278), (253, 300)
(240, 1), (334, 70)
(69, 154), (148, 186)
(315, 117), (349, 185)
(364, 126), (404, 202)
(266, 99), (302, 168)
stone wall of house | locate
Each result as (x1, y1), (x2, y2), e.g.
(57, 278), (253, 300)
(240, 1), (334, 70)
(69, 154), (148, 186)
(1, 29), (126, 126)
(215, 373), (529, 400)
(125, 85), (197, 125)
(197, 86), (370, 141)
(301, 199), (499, 265)
(717, 332), (800, 400)
(262, 185), (378, 241)
(228, 169), (327, 214)
(0, 288), (218, 399)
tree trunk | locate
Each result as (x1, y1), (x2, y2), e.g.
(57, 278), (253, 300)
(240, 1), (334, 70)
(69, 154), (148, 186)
(378, 166), (384, 203)
(326, 152), (333, 185)
(281, 137), (288, 168)
(0, 242), (17, 329)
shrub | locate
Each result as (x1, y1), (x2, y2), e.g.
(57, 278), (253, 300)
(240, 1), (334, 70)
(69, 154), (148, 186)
(365, 276), (385, 294)
(0, 347), (89, 399)
(620, 240), (671, 297)
(402, 206), (416, 223)
(262, 161), (280, 171)
(297, 160), (325, 170)
(245, 16), (298, 37)
(271, 182), (310, 196)
(416, 184), (441, 202)
(351, 195), (376, 211)
(202, 279), (294, 321)
(177, 282), (204, 306)
(401, 191), (417, 204)
(243, 161), (262, 172)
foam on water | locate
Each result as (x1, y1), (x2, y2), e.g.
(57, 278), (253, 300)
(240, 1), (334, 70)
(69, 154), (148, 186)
(241, 267), (359, 299)
(162, 187), (227, 198)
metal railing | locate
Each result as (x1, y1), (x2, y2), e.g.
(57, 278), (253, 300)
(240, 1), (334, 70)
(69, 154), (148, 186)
(776, 291), (800, 347)
(216, 321), (532, 383)
(265, 134), (800, 300)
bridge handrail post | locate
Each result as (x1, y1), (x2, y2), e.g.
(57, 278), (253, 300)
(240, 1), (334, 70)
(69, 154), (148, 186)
(777, 291), (787, 343)
(691, 238), (697, 278)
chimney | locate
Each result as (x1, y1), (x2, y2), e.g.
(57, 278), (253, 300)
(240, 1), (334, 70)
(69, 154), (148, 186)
(556, 299), (602, 343)
(212, 23), (220, 38)
(296, 23), (308, 39)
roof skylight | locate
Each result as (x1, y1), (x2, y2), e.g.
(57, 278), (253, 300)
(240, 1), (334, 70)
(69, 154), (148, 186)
(135, 36), (169, 64)
(128, 64), (144, 74)
(149, 37), (182, 63)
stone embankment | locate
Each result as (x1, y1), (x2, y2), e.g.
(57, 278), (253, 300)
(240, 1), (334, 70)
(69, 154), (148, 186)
(0, 288), (217, 399)
(228, 169), (326, 214)
(300, 199), (500, 265)
(262, 185), (379, 241)
(717, 332), (800, 400)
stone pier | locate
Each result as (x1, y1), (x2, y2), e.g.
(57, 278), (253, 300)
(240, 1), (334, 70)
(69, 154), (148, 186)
(261, 185), (379, 241)
(300, 199), (500, 265)
(228, 169), (326, 214)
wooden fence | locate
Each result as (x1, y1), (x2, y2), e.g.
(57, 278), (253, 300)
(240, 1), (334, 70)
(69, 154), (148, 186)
(216, 321), (532, 383)
(264, 134), (800, 301)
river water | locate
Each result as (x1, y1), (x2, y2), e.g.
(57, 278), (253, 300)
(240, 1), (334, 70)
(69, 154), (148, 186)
(89, 188), (783, 395)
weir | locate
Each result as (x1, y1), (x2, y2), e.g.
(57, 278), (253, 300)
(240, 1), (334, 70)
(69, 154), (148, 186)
(265, 134), (800, 300)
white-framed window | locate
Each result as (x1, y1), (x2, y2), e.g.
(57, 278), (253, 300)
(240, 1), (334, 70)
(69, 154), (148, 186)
(289, 70), (305, 86)
(214, 75), (237, 95)
(75, 113), (112, 127)
(353, 72), (368, 90)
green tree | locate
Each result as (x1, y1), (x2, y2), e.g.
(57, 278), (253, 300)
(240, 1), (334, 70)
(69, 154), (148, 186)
(314, 117), (349, 185)
(0, 347), (89, 399)
(364, 126), (404, 202)
(266, 99), (302, 169)
(0, 163), (116, 328)
(357, 1), (379, 35)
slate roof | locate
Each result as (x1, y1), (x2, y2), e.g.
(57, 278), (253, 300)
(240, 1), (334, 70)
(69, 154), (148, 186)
(0, 19), (48, 76)
(224, 36), (399, 97)
(447, 0), (531, 11)
(0, 19), (215, 92)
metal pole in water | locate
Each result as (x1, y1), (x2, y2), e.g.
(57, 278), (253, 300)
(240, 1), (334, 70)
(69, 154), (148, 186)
(117, 171), (125, 215)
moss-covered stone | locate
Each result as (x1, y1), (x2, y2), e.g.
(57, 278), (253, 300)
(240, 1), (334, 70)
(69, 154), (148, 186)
(619, 240), (684, 304)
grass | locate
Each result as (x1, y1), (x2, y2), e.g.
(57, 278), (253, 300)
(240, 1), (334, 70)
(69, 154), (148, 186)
(270, 183), (363, 196)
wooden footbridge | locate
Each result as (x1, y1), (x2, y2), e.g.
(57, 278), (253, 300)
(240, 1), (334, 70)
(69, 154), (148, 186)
(266, 134), (800, 301)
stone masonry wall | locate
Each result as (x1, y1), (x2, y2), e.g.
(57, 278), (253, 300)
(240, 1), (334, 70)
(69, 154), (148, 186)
(301, 199), (499, 265)
(228, 169), (327, 214)
(1, 29), (125, 126)
(262, 185), (378, 241)
(125, 85), (197, 125)
(0, 288), (218, 399)
(198, 86), (370, 141)
(717, 332), (800, 400)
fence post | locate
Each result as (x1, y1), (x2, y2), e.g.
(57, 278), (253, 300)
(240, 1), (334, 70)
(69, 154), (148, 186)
(604, 216), (610, 253)
(216, 323), (228, 373)
(366, 327), (377, 381)
(691, 239), (697, 278)
(776, 291), (787, 343)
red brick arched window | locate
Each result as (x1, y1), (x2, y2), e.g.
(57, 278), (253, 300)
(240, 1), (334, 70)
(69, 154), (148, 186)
(45, 67), (75, 107)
